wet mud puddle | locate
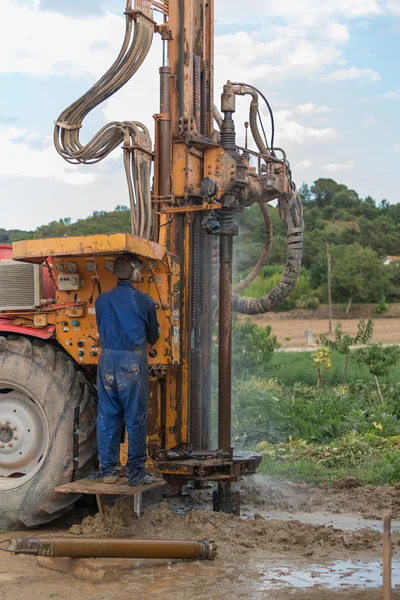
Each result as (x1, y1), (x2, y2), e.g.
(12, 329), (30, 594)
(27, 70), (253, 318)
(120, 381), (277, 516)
(258, 560), (400, 590)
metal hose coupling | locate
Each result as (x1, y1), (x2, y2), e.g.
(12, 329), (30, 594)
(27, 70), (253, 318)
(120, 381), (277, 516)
(199, 539), (218, 561)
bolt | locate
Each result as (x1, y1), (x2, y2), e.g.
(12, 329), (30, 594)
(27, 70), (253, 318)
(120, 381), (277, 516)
(14, 436), (18, 440)
(12, 426), (17, 431)
(8, 443), (13, 448)
(5, 420), (10, 425)
(0, 444), (5, 449)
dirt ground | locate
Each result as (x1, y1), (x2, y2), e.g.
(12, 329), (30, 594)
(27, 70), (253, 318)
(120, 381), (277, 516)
(251, 316), (400, 347)
(2, 475), (400, 599)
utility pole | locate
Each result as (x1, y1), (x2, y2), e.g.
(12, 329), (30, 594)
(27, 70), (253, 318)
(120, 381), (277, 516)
(327, 244), (332, 335)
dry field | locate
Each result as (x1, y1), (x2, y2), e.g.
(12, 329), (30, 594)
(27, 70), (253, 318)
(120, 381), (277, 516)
(250, 316), (400, 348)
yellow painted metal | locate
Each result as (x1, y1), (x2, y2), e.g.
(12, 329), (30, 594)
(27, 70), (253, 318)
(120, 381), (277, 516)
(13, 233), (166, 263)
(50, 254), (179, 368)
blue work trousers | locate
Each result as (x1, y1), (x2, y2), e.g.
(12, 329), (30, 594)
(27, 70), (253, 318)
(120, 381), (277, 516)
(97, 348), (149, 484)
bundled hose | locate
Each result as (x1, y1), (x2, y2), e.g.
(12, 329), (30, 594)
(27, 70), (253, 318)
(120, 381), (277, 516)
(232, 186), (304, 315)
(54, 10), (154, 239)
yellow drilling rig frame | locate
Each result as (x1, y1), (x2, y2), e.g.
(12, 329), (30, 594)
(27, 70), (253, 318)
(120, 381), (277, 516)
(0, 0), (304, 528)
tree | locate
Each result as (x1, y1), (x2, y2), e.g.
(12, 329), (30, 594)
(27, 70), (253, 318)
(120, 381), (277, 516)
(354, 344), (400, 402)
(320, 319), (374, 382)
(231, 319), (280, 380)
(298, 183), (312, 204)
(331, 243), (390, 303)
(387, 262), (400, 301)
(311, 178), (347, 208)
(331, 189), (360, 211)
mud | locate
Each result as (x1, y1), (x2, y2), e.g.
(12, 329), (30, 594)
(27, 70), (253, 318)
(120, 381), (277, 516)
(3, 476), (400, 598)
(239, 475), (400, 520)
(70, 499), (398, 561)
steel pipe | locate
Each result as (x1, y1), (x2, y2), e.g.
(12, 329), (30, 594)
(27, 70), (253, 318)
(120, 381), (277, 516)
(7, 537), (217, 561)
(159, 66), (172, 202)
(218, 231), (233, 454)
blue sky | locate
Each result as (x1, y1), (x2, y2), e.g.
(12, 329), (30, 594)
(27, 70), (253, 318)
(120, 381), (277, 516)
(0, 0), (399, 230)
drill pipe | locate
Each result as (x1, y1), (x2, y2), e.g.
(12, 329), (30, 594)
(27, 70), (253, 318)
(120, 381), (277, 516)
(7, 537), (217, 561)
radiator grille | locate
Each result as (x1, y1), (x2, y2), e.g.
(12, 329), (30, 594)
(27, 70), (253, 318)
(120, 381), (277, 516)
(0, 261), (41, 310)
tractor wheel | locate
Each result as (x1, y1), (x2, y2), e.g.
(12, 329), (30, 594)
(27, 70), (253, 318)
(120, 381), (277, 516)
(0, 336), (97, 529)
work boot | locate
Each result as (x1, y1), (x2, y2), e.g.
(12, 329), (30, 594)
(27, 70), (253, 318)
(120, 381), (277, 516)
(102, 469), (121, 485)
(129, 473), (162, 487)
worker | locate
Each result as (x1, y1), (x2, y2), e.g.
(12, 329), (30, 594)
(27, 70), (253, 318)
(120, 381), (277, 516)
(92, 256), (160, 486)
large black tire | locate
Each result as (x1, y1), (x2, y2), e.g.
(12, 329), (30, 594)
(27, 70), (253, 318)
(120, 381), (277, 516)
(0, 336), (97, 529)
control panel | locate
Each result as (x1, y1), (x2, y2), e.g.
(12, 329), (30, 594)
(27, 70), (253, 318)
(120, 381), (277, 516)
(53, 254), (180, 368)
(57, 274), (81, 291)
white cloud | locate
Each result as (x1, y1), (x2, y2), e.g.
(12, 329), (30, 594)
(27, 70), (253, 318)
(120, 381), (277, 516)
(215, 0), (385, 24)
(394, 142), (400, 153)
(296, 160), (314, 169)
(274, 110), (338, 146)
(0, 1), (124, 79)
(321, 67), (380, 83)
(379, 89), (400, 99)
(322, 160), (355, 172)
(295, 103), (334, 115)
(0, 127), (95, 185)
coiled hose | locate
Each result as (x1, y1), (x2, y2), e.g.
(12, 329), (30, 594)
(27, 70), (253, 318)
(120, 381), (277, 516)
(232, 187), (304, 314)
(226, 83), (304, 314)
(54, 12), (154, 239)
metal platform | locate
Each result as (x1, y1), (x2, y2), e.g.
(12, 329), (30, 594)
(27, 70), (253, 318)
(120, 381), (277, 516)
(154, 450), (262, 483)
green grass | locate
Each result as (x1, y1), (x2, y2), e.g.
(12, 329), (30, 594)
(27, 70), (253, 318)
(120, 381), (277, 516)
(267, 351), (400, 387)
(256, 435), (400, 486)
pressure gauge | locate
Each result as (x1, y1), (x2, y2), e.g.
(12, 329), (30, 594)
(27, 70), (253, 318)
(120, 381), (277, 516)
(66, 261), (78, 274)
(56, 264), (64, 272)
(85, 261), (96, 273)
(105, 260), (114, 273)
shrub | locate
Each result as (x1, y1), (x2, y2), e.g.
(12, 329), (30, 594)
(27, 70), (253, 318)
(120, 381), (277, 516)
(232, 319), (280, 381)
(296, 296), (320, 310)
(375, 296), (388, 315)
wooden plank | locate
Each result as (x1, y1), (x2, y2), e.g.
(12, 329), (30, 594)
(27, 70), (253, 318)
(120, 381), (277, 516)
(56, 477), (166, 496)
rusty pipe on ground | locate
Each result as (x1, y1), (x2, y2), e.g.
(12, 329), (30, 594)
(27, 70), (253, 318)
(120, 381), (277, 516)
(5, 537), (217, 561)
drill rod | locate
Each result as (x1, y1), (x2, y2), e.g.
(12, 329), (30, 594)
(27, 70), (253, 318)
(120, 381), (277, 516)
(6, 537), (217, 561)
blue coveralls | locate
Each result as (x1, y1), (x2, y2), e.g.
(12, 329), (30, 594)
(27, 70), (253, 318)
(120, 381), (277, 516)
(95, 281), (159, 484)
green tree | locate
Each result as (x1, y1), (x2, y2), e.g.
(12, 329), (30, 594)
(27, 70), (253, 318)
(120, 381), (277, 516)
(311, 178), (347, 208)
(320, 319), (374, 382)
(331, 243), (389, 303)
(231, 319), (280, 380)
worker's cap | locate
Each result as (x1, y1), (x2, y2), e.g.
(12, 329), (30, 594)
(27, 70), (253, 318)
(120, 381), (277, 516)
(113, 257), (134, 280)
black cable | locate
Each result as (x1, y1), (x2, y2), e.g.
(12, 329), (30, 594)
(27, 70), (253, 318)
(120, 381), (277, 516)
(258, 109), (269, 150)
(170, 443), (207, 461)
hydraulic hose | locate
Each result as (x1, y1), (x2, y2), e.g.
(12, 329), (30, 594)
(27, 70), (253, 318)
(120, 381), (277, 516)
(54, 11), (154, 239)
(232, 187), (304, 315)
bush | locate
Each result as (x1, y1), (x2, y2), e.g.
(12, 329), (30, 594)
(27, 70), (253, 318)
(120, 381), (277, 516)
(295, 296), (320, 310)
(375, 296), (388, 315)
(231, 377), (400, 449)
(231, 319), (280, 380)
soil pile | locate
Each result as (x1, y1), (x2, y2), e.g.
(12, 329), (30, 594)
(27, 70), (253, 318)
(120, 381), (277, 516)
(70, 500), (395, 558)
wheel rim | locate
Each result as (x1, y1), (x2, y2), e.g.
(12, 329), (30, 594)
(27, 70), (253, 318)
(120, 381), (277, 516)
(0, 384), (49, 490)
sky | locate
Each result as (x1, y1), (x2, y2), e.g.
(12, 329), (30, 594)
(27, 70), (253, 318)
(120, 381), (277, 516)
(0, 0), (399, 230)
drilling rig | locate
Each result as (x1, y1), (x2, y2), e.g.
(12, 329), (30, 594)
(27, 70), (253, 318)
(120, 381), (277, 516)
(0, 0), (303, 528)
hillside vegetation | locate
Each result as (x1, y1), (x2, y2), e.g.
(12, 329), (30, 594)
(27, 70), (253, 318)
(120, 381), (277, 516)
(2, 178), (400, 307)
